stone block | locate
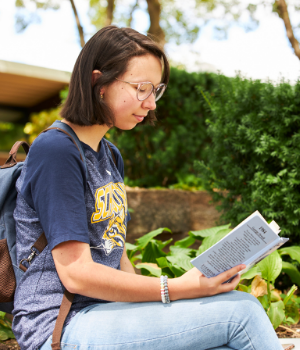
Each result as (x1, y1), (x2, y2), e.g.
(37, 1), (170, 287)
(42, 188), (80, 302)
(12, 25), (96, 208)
(126, 187), (221, 243)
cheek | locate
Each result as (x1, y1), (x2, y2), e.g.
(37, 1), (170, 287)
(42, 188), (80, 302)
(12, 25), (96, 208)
(114, 96), (135, 115)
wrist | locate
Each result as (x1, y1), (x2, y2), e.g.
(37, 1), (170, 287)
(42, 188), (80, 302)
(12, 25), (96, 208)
(168, 277), (185, 301)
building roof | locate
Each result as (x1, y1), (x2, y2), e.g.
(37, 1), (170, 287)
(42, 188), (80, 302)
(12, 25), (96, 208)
(0, 60), (71, 122)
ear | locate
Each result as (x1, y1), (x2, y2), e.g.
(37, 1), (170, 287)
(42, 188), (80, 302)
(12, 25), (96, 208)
(92, 70), (102, 86)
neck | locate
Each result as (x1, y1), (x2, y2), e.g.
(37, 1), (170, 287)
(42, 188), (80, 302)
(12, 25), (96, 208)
(61, 119), (110, 152)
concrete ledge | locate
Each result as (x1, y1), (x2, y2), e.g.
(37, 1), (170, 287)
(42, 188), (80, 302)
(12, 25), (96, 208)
(279, 338), (300, 349)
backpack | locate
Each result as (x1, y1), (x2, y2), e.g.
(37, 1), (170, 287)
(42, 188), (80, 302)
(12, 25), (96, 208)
(0, 120), (116, 350)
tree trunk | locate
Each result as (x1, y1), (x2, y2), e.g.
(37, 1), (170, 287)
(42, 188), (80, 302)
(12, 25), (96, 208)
(276, 0), (300, 60)
(146, 0), (165, 49)
(105, 0), (115, 26)
(69, 0), (85, 48)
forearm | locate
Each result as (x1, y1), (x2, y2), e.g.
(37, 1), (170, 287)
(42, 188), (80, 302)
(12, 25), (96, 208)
(53, 241), (244, 303)
(66, 261), (161, 302)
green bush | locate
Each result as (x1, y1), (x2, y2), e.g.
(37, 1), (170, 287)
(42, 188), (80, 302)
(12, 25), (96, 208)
(0, 123), (27, 152)
(107, 67), (218, 187)
(195, 75), (300, 241)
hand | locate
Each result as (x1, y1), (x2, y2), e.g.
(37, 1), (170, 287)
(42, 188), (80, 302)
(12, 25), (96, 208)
(169, 265), (246, 301)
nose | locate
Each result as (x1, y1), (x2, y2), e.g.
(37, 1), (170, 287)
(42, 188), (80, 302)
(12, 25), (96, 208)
(142, 92), (156, 110)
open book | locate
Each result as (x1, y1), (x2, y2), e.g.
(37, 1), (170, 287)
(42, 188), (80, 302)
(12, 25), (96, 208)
(191, 211), (288, 278)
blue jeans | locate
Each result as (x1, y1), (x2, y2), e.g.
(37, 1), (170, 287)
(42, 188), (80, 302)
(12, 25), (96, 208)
(40, 291), (282, 350)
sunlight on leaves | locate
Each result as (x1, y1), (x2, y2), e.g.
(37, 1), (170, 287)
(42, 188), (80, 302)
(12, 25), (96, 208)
(135, 263), (161, 277)
(136, 228), (172, 249)
(257, 251), (282, 283)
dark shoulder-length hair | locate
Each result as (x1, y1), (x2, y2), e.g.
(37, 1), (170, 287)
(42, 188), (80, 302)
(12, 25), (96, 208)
(60, 26), (170, 126)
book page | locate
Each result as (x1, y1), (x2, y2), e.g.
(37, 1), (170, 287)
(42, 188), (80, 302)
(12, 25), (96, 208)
(240, 237), (288, 276)
(191, 212), (281, 278)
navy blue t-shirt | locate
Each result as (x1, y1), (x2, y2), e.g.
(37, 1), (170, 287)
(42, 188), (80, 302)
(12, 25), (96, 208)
(20, 130), (126, 250)
(13, 128), (130, 350)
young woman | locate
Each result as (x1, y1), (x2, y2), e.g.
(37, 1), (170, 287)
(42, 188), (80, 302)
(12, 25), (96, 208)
(12, 26), (283, 350)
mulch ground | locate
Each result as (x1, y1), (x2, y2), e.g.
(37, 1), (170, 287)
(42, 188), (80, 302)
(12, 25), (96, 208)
(0, 339), (19, 350)
(0, 323), (299, 350)
(276, 322), (300, 339)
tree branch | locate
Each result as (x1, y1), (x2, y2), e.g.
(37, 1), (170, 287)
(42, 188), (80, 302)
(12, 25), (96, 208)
(69, 0), (85, 48)
(128, 0), (139, 28)
(105, 0), (115, 26)
(276, 0), (300, 60)
(146, 0), (165, 49)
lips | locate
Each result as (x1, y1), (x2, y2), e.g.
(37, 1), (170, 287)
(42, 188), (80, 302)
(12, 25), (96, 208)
(133, 114), (146, 122)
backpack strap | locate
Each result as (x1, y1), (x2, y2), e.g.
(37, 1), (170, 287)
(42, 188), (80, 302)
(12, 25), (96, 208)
(0, 141), (30, 169)
(18, 232), (73, 350)
(19, 232), (48, 272)
(106, 141), (117, 166)
(51, 290), (74, 350)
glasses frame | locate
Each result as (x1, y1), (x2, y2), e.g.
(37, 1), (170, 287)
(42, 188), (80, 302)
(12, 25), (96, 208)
(115, 78), (167, 102)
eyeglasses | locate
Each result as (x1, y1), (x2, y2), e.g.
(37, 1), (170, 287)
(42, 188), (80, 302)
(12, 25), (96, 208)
(115, 78), (167, 102)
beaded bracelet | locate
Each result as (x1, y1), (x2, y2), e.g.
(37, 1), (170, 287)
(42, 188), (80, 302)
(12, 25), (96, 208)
(160, 275), (170, 304)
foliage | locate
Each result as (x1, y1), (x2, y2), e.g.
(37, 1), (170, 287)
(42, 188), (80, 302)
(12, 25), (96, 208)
(24, 108), (62, 144)
(195, 75), (300, 241)
(88, 0), (300, 47)
(23, 88), (67, 144)
(0, 122), (27, 152)
(108, 67), (219, 187)
(0, 312), (15, 342)
(127, 223), (300, 329)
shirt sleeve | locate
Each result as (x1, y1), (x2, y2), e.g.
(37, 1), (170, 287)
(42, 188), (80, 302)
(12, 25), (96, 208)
(20, 130), (90, 251)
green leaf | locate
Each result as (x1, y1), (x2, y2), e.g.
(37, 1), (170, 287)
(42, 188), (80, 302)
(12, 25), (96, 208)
(238, 284), (249, 293)
(197, 229), (231, 255)
(156, 257), (170, 269)
(257, 251), (282, 283)
(130, 256), (141, 265)
(241, 266), (260, 280)
(267, 300), (285, 329)
(157, 239), (173, 251)
(258, 295), (270, 310)
(169, 264), (185, 277)
(125, 242), (137, 251)
(285, 303), (299, 324)
(283, 285), (298, 306)
(175, 234), (195, 248)
(135, 263), (161, 277)
(169, 246), (194, 256)
(136, 228), (172, 249)
(156, 257), (184, 277)
(167, 254), (194, 271)
(279, 247), (300, 264)
(0, 330), (9, 341)
(282, 262), (300, 287)
(190, 224), (231, 239)
(141, 240), (166, 264)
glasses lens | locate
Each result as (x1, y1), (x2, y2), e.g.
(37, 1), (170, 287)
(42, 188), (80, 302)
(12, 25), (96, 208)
(154, 84), (166, 101)
(138, 83), (153, 101)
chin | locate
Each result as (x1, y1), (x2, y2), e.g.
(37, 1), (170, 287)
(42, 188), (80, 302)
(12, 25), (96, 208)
(116, 123), (139, 131)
